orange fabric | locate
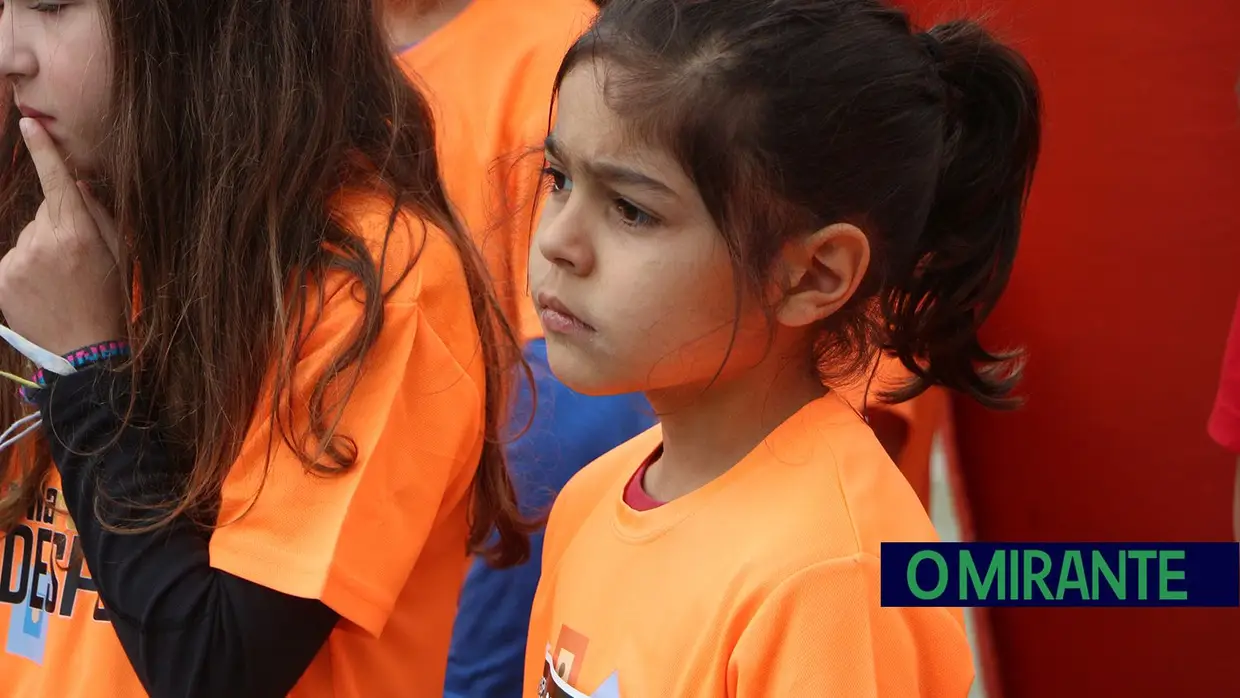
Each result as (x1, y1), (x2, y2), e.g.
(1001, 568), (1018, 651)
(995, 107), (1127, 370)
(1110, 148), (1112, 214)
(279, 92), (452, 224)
(523, 393), (973, 697)
(0, 443), (150, 696)
(836, 356), (945, 510)
(397, 0), (597, 343)
(890, 388), (945, 511)
(0, 195), (486, 697)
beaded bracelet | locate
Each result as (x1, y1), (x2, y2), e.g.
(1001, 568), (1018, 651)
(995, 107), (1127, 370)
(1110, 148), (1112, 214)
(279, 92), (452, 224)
(21, 340), (131, 402)
(60, 340), (131, 373)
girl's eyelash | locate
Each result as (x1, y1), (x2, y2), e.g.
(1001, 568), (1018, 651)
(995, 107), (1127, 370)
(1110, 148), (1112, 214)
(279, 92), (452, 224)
(540, 163), (660, 228)
(613, 198), (658, 228)
(541, 165), (569, 193)
(30, 2), (64, 12)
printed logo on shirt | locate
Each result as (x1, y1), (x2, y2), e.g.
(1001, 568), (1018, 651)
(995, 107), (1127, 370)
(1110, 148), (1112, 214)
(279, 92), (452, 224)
(537, 625), (621, 698)
(539, 651), (621, 698)
(1, 482), (107, 664)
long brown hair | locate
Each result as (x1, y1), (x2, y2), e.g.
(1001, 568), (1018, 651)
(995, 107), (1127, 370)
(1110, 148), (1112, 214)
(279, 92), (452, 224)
(0, 0), (530, 567)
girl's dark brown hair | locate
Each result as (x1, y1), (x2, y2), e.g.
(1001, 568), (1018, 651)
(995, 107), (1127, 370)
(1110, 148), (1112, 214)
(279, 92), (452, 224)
(0, 0), (530, 567)
(556, 0), (1042, 408)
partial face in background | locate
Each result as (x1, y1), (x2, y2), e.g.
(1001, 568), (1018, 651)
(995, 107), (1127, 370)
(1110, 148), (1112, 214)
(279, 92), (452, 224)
(528, 59), (772, 398)
(0, 0), (112, 175)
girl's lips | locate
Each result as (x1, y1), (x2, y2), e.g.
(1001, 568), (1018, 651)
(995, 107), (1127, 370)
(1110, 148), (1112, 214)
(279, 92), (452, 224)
(539, 306), (594, 335)
(16, 105), (53, 121)
(535, 292), (596, 335)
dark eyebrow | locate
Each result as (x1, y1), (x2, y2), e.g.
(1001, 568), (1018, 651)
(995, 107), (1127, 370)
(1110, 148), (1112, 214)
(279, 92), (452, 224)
(589, 161), (677, 199)
(543, 133), (565, 162)
(543, 133), (678, 201)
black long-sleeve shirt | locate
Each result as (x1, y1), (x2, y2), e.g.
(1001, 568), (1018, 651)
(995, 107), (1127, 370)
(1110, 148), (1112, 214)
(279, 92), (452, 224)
(35, 365), (341, 698)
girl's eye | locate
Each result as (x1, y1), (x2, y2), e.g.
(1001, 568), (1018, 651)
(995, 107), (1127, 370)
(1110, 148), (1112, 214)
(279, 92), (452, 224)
(541, 165), (572, 195)
(614, 198), (657, 228)
(30, 1), (65, 13)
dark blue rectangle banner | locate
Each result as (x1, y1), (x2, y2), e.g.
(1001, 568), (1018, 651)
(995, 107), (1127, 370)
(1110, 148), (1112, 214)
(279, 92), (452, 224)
(880, 543), (1239, 607)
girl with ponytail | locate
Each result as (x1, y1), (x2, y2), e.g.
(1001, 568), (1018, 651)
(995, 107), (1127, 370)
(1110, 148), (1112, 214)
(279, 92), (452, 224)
(522, 1), (1041, 695)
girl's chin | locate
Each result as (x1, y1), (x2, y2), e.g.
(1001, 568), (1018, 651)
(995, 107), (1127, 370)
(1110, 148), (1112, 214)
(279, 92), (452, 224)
(63, 155), (98, 180)
(54, 139), (100, 179)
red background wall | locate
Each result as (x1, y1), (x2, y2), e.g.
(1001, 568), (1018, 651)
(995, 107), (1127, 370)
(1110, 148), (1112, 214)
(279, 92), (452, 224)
(903, 0), (1240, 695)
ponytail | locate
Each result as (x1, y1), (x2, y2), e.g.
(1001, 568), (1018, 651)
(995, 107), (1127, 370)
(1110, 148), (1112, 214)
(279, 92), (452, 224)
(885, 20), (1042, 410)
(565, 0), (1041, 409)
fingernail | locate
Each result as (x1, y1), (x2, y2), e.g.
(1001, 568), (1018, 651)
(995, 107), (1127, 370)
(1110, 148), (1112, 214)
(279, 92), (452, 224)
(18, 118), (32, 137)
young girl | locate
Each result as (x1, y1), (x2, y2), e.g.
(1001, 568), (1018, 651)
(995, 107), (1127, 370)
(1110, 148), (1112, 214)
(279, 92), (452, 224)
(523, 0), (1041, 695)
(383, 2), (657, 693)
(0, 1), (525, 696)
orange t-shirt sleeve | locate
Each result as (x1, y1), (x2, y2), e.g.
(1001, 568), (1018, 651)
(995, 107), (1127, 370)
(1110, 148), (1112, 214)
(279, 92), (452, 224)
(729, 554), (974, 697)
(208, 245), (482, 637)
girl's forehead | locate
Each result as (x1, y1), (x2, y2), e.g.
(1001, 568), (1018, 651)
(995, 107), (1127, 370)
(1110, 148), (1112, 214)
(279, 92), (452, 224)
(553, 62), (682, 177)
(554, 63), (631, 155)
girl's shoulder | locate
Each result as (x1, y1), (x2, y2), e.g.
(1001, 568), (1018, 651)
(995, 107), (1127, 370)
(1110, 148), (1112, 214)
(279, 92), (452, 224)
(327, 190), (484, 379)
(552, 425), (662, 517)
(710, 394), (939, 566)
(328, 191), (475, 313)
(541, 425), (662, 569)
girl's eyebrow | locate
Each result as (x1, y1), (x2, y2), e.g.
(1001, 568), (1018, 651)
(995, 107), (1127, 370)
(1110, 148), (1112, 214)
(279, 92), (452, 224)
(544, 133), (679, 201)
(543, 133), (568, 162)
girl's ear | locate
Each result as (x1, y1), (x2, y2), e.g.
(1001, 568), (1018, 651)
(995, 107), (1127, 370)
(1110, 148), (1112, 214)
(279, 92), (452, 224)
(772, 222), (870, 328)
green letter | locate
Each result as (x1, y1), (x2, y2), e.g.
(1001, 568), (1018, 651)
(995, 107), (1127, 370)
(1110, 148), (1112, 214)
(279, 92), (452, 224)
(1056, 550), (1090, 600)
(1091, 550), (1125, 600)
(1158, 550), (1187, 601)
(1022, 550), (1054, 600)
(1009, 547), (1019, 600)
(1128, 550), (1156, 600)
(908, 550), (949, 600)
(961, 550), (1004, 601)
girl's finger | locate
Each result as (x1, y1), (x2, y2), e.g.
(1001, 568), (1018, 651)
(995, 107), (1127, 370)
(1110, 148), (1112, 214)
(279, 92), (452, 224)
(20, 118), (81, 221)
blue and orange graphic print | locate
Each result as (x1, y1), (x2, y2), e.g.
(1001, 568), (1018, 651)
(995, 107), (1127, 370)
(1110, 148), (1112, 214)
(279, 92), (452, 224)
(538, 624), (622, 698)
(2, 480), (107, 664)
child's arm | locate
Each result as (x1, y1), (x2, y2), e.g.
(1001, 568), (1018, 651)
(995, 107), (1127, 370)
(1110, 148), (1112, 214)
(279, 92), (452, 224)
(729, 553), (974, 697)
(36, 366), (339, 698)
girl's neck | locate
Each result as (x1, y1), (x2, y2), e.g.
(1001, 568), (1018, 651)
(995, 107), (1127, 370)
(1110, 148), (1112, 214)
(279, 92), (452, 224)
(384, 0), (473, 51)
(643, 347), (828, 503)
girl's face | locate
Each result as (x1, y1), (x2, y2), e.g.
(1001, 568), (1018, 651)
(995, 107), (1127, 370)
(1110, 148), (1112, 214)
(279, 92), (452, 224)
(0, 0), (112, 175)
(529, 60), (773, 399)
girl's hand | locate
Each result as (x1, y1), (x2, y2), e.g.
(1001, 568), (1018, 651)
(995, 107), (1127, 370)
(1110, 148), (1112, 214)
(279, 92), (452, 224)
(0, 118), (124, 356)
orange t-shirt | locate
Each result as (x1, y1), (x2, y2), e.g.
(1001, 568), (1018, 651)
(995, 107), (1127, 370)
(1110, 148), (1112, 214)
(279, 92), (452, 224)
(0, 194), (486, 697)
(835, 355), (942, 510)
(397, 0), (596, 342)
(523, 393), (974, 697)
